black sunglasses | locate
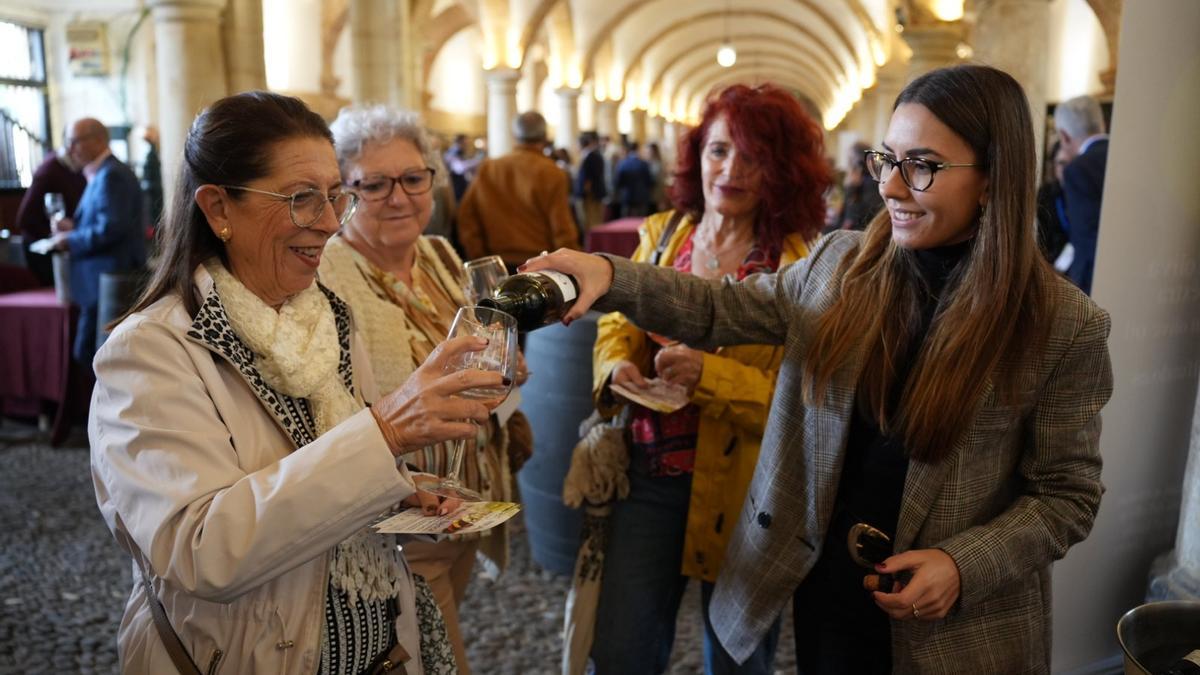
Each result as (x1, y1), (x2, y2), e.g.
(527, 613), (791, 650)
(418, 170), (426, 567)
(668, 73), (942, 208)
(847, 522), (912, 592)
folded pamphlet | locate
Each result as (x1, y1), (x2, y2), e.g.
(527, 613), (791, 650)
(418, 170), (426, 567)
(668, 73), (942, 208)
(610, 378), (691, 414)
(373, 501), (521, 536)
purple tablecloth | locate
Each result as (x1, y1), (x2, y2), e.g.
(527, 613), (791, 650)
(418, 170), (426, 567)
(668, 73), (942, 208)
(585, 218), (644, 258)
(0, 288), (88, 444)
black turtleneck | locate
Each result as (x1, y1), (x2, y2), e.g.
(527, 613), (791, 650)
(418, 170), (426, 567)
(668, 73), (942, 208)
(837, 239), (972, 539)
(793, 238), (972, 671)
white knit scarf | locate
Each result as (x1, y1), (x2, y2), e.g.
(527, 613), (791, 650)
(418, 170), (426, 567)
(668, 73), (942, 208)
(205, 259), (406, 604)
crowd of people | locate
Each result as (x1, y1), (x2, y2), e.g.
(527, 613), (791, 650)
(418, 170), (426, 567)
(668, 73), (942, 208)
(0, 60), (1113, 675)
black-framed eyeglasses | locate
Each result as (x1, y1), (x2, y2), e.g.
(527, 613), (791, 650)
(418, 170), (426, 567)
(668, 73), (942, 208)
(349, 168), (437, 202)
(220, 185), (359, 228)
(863, 149), (978, 192)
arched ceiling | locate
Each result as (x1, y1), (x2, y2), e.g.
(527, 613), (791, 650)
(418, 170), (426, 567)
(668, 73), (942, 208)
(645, 34), (842, 106)
(417, 0), (916, 128)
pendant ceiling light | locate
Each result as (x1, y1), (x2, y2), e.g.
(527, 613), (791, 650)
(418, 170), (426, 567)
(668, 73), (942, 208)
(717, 43), (737, 67)
(716, 0), (736, 67)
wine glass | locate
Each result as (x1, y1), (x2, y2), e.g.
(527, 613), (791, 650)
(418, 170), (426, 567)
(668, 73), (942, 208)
(424, 305), (518, 501)
(44, 193), (66, 230)
(462, 255), (508, 305)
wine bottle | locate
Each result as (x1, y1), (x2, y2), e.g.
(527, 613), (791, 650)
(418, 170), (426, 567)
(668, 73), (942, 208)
(478, 271), (579, 332)
(1159, 650), (1200, 675)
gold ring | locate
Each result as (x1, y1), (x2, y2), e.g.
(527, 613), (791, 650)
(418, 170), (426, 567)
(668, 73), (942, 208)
(911, 604), (920, 619)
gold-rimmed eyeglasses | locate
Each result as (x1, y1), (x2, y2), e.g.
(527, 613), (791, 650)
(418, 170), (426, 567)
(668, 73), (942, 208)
(220, 185), (359, 228)
(863, 149), (978, 193)
(348, 168), (437, 202)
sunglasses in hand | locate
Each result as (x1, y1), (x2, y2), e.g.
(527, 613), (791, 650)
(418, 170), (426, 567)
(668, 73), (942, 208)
(847, 522), (913, 593)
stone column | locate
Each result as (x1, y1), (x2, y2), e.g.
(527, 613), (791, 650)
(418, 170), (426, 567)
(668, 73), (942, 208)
(594, 99), (619, 139)
(485, 68), (520, 157)
(221, 0), (265, 93)
(555, 87), (580, 150)
(662, 120), (681, 167)
(972, 0), (1051, 165)
(1049, 1), (1200, 670)
(148, 0), (229, 211)
(1150, 379), (1200, 601)
(903, 24), (961, 83)
(351, 0), (399, 105)
(870, 61), (905, 147)
(649, 115), (666, 145)
(630, 108), (647, 146)
(394, 0), (415, 109)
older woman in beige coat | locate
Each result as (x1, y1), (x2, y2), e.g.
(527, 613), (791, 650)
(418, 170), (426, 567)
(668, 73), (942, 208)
(90, 92), (491, 674)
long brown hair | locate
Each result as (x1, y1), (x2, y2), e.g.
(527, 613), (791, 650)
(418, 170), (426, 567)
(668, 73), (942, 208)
(121, 91), (333, 320)
(803, 65), (1056, 462)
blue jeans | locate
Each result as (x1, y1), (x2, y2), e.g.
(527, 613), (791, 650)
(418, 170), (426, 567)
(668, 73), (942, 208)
(590, 468), (780, 675)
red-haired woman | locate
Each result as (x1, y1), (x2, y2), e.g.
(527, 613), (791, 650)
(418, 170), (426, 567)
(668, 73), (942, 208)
(583, 84), (829, 674)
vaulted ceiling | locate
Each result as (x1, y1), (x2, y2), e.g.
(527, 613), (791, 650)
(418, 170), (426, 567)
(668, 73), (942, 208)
(419, 0), (906, 127)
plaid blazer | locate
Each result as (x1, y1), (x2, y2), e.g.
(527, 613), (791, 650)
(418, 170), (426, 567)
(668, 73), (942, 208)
(597, 231), (1112, 673)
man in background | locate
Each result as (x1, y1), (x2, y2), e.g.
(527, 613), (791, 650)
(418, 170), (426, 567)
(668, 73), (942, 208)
(49, 118), (145, 363)
(444, 133), (483, 203)
(838, 141), (884, 231)
(614, 141), (654, 218)
(575, 131), (607, 230)
(457, 111), (579, 273)
(1054, 95), (1109, 295)
(14, 145), (86, 285)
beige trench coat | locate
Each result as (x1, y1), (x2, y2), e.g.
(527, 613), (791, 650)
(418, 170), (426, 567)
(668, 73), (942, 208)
(90, 268), (423, 674)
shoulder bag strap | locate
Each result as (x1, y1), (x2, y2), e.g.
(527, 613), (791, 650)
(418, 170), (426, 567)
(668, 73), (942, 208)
(113, 528), (203, 675)
(648, 210), (686, 266)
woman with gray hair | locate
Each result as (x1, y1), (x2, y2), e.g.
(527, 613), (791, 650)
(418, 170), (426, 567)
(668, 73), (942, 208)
(320, 104), (531, 674)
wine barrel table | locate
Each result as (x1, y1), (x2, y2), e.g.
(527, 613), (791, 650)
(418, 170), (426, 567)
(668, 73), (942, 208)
(517, 311), (599, 575)
(96, 271), (143, 352)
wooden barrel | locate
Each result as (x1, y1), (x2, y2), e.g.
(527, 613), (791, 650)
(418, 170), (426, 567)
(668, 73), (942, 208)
(96, 271), (142, 351)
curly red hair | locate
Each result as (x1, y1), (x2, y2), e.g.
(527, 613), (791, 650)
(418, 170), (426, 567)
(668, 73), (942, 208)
(668, 84), (830, 251)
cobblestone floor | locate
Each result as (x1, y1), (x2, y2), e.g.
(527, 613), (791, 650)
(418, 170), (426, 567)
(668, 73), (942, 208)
(0, 420), (795, 674)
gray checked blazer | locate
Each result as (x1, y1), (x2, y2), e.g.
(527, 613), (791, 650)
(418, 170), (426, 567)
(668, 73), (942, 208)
(596, 231), (1112, 673)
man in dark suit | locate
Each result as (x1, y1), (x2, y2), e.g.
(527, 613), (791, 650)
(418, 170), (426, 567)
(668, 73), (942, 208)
(1054, 95), (1108, 295)
(575, 131), (607, 230)
(614, 141), (654, 218)
(49, 118), (145, 363)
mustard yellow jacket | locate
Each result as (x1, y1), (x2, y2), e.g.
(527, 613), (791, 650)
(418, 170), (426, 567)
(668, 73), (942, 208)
(592, 210), (809, 581)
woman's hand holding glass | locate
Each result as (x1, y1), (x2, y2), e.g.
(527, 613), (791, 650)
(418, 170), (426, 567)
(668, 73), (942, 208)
(518, 248), (614, 324)
(369, 335), (499, 457)
(424, 306), (518, 501)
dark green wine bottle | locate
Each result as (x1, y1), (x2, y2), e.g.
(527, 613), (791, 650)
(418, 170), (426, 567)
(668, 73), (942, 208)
(478, 271), (579, 332)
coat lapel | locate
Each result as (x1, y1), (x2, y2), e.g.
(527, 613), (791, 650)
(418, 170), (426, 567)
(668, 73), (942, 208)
(894, 377), (994, 552)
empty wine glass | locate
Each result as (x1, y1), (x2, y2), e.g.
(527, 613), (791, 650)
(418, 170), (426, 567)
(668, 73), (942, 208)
(463, 255), (508, 305)
(424, 305), (518, 501)
(44, 193), (66, 230)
